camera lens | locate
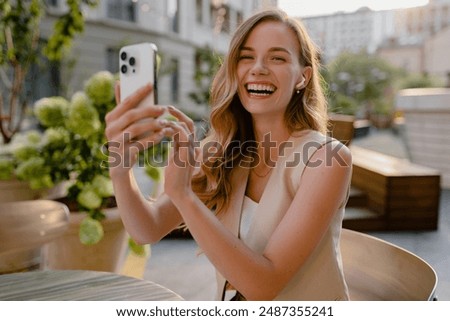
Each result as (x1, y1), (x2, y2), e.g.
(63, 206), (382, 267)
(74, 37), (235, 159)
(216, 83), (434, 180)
(129, 57), (136, 66)
(121, 65), (127, 74)
(120, 51), (127, 61)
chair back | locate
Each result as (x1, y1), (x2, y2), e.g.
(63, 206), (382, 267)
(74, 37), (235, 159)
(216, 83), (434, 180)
(340, 228), (437, 300)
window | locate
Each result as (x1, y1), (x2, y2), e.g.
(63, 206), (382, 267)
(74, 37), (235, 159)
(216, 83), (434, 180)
(167, 0), (180, 33)
(0, 39), (60, 117)
(170, 59), (179, 102)
(222, 6), (230, 33)
(44, 0), (59, 7)
(237, 11), (243, 28)
(196, 0), (203, 24)
(26, 59), (60, 103)
(211, 3), (230, 34)
(107, 0), (136, 22)
(106, 47), (120, 74)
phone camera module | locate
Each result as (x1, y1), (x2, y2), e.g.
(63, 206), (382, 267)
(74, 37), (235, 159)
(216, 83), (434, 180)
(121, 65), (127, 74)
(120, 51), (127, 61)
(129, 57), (136, 66)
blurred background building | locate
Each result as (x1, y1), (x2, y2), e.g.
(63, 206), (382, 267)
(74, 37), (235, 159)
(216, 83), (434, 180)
(301, 0), (450, 82)
(30, 0), (449, 119)
(36, 0), (277, 119)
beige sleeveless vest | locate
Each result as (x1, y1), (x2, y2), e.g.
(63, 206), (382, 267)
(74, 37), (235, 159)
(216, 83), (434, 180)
(215, 130), (349, 300)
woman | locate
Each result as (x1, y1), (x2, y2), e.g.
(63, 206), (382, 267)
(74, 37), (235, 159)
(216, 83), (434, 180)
(105, 9), (352, 301)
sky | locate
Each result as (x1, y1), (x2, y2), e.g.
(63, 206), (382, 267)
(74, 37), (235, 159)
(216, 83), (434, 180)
(277, 0), (430, 17)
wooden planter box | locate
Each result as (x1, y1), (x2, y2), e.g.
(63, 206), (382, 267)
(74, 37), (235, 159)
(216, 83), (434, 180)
(328, 113), (355, 146)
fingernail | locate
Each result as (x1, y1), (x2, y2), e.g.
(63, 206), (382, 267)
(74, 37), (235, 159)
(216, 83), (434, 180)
(163, 127), (173, 135)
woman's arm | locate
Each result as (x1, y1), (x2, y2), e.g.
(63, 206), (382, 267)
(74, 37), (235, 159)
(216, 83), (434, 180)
(109, 170), (183, 244)
(165, 124), (352, 300)
(105, 83), (183, 243)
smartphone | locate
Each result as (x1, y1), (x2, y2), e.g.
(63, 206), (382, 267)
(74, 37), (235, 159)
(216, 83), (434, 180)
(119, 43), (158, 106)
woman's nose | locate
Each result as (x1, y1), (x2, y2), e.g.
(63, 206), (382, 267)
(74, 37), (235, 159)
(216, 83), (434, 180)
(250, 59), (269, 75)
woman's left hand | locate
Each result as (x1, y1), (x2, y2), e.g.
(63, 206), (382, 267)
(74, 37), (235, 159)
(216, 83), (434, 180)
(164, 106), (199, 203)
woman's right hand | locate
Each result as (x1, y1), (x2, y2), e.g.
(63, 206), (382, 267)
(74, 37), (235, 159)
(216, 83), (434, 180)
(105, 82), (171, 177)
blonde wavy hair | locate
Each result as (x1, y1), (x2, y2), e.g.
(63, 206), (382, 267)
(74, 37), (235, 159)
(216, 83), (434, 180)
(192, 9), (328, 215)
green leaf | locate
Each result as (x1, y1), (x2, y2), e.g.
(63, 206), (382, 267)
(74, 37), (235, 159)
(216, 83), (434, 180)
(34, 97), (70, 128)
(66, 92), (101, 138)
(29, 174), (54, 190)
(128, 238), (150, 257)
(44, 127), (71, 148)
(26, 130), (43, 144)
(92, 174), (114, 197)
(79, 216), (104, 245)
(12, 145), (40, 162)
(145, 164), (161, 182)
(15, 157), (48, 181)
(77, 184), (103, 209)
(0, 158), (14, 180)
(84, 71), (115, 105)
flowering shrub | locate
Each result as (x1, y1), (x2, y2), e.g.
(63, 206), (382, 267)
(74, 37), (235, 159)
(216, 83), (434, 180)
(0, 70), (165, 245)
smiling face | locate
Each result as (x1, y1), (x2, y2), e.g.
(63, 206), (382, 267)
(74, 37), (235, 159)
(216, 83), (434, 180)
(236, 21), (307, 118)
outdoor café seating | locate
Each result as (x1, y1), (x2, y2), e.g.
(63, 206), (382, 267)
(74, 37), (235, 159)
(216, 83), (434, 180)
(0, 201), (438, 301)
(340, 228), (437, 301)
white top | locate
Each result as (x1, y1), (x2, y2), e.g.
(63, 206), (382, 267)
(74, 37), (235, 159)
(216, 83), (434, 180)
(223, 196), (258, 301)
(239, 196), (258, 241)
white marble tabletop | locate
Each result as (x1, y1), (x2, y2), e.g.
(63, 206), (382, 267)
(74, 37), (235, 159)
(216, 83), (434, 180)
(0, 270), (184, 301)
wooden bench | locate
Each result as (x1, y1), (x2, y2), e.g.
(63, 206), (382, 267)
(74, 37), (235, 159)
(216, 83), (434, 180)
(344, 146), (441, 231)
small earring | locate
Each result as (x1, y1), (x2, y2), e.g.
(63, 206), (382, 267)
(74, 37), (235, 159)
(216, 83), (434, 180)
(296, 88), (300, 94)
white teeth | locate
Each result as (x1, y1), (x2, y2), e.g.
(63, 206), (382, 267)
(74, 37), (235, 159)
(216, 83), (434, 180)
(246, 83), (275, 93)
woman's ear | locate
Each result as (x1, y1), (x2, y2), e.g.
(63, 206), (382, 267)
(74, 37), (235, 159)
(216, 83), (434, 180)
(299, 66), (312, 88)
(295, 67), (313, 92)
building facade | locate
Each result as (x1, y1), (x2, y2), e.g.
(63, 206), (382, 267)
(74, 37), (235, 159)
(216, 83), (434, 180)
(394, 0), (450, 41)
(378, 0), (450, 80)
(300, 0), (450, 82)
(300, 7), (396, 63)
(37, 0), (277, 117)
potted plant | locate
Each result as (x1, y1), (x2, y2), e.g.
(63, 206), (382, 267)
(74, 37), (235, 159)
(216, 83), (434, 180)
(0, 0), (98, 203)
(370, 99), (393, 129)
(0, 70), (166, 272)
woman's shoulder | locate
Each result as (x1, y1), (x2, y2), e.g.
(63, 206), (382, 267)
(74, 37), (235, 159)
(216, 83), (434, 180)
(285, 129), (351, 168)
(290, 129), (327, 142)
(286, 129), (329, 153)
(290, 129), (348, 149)
(282, 131), (352, 193)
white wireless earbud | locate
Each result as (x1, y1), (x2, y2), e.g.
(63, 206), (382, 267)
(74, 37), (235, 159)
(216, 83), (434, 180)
(295, 79), (305, 93)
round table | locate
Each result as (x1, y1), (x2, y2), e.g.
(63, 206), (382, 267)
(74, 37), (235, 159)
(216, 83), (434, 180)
(0, 270), (184, 301)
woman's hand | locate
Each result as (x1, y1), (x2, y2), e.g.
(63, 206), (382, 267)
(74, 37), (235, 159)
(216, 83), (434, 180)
(105, 82), (172, 177)
(164, 106), (199, 204)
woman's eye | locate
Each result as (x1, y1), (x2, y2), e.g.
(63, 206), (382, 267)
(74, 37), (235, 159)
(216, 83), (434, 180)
(239, 55), (253, 60)
(271, 56), (286, 62)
